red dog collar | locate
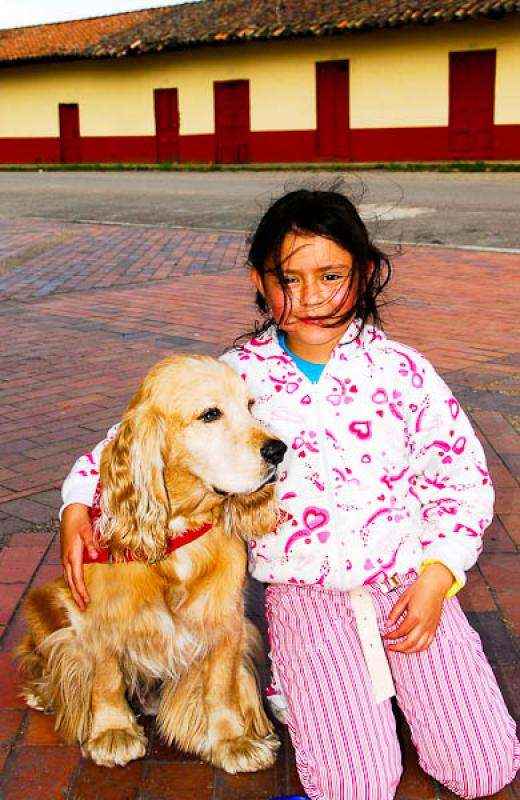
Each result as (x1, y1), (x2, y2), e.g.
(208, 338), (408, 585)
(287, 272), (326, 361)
(85, 481), (213, 564)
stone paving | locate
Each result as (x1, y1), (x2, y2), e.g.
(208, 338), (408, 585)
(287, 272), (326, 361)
(0, 216), (518, 799)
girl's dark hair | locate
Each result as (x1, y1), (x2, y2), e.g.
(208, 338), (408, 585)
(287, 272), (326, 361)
(247, 187), (392, 338)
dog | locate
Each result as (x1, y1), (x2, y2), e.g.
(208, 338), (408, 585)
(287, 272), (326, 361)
(17, 355), (286, 772)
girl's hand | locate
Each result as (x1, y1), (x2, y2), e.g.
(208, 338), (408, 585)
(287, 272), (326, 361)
(384, 563), (454, 654)
(60, 503), (96, 611)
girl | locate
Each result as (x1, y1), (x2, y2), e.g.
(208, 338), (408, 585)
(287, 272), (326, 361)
(61, 189), (519, 800)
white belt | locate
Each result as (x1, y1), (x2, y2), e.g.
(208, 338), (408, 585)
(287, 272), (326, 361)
(350, 586), (395, 704)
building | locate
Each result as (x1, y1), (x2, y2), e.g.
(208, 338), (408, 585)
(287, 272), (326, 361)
(0, 0), (518, 165)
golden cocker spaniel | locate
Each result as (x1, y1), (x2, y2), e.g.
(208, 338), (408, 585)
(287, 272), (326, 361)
(17, 355), (286, 772)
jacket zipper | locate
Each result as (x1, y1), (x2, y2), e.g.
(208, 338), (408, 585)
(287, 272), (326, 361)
(310, 381), (347, 590)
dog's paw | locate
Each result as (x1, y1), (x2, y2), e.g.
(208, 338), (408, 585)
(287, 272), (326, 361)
(213, 732), (280, 773)
(82, 727), (147, 767)
(23, 691), (46, 711)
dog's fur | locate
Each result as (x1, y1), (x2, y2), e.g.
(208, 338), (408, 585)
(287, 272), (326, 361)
(17, 355), (283, 772)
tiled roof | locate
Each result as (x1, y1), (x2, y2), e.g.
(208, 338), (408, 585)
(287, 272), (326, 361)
(0, 8), (157, 63)
(1, 1), (518, 65)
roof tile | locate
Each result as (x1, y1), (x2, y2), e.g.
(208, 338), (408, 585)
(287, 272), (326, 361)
(0, 0), (518, 65)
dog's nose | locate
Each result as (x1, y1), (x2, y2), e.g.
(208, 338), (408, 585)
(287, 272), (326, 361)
(261, 439), (287, 465)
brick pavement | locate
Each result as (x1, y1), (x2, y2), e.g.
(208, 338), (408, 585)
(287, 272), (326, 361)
(0, 216), (518, 799)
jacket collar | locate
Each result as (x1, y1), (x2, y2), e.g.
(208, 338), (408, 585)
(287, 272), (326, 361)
(242, 319), (385, 364)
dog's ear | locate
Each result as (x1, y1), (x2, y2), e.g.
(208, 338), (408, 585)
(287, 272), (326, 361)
(223, 484), (280, 541)
(98, 408), (169, 561)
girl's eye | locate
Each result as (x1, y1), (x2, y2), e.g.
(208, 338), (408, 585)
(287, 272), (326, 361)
(198, 407), (222, 423)
(280, 275), (298, 285)
(323, 273), (344, 282)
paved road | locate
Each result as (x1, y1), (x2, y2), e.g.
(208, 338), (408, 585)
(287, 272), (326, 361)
(0, 214), (519, 799)
(1, 169), (519, 249)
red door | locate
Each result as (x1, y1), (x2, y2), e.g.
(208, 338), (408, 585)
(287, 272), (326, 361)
(214, 81), (250, 164)
(154, 89), (180, 162)
(449, 50), (496, 158)
(316, 61), (350, 160)
(59, 104), (80, 163)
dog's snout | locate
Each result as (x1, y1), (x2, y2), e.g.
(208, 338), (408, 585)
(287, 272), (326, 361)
(260, 439), (287, 466)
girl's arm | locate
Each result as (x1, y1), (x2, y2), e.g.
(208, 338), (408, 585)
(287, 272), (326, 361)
(60, 424), (119, 609)
(60, 424), (119, 513)
(61, 502), (95, 610)
(407, 357), (493, 589)
(385, 355), (494, 653)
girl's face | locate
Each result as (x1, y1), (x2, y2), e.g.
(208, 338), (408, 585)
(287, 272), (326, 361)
(251, 232), (357, 363)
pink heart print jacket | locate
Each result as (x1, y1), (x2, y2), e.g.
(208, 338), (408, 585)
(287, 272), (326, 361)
(61, 320), (494, 593)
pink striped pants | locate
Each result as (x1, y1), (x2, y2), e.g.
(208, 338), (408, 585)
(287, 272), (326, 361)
(265, 577), (519, 800)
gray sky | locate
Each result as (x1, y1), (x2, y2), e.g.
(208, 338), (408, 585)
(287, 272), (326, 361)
(0, 1), (190, 30)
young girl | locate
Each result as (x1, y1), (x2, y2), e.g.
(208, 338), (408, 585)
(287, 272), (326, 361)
(61, 189), (519, 800)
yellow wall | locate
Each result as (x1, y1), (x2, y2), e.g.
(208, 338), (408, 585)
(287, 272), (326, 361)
(348, 19), (520, 127)
(0, 15), (518, 138)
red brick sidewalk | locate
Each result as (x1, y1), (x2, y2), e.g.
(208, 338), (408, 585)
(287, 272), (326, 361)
(0, 217), (518, 799)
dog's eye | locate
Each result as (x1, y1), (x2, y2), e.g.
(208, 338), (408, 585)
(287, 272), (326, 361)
(198, 407), (222, 423)
(248, 399), (255, 413)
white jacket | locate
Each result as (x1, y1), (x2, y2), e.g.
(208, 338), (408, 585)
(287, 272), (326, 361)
(62, 321), (494, 593)
(221, 322), (493, 591)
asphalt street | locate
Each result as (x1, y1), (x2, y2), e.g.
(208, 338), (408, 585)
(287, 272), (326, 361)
(1, 169), (519, 249)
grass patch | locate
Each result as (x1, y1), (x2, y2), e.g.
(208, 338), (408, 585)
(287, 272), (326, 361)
(1, 160), (520, 173)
